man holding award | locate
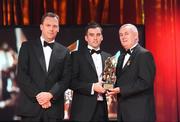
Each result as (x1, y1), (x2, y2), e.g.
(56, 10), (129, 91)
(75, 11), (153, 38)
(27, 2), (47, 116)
(70, 22), (111, 121)
(107, 24), (156, 122)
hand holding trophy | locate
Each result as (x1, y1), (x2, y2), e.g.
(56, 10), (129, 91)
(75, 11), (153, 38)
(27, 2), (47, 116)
(102, 51), (120, 90)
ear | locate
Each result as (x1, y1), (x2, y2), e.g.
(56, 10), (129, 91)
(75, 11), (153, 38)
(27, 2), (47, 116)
(85, 35), (88, 42)
(40, 24), (43, 31)
(101, 35), (103, 41)
(57, 26), (60, 32)
(133, 32), (138, 41)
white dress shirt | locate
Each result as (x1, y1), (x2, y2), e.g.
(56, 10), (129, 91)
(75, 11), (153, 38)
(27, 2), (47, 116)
(88, 45), (104, 101)
(122, 43), (138, 68)
(40, 36), (54, 72)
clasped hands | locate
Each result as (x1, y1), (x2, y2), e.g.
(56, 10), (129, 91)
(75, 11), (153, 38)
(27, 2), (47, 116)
(36, 92), (53, 109)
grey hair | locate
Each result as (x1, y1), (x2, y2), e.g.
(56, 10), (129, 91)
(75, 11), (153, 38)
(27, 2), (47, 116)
(120, 24), (138, 34)
(120, 23), (139, 42)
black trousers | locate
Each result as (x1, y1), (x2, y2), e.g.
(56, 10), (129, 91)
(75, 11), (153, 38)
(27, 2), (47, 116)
(21, 110), (63, 122)
(91, 101), (109, 122)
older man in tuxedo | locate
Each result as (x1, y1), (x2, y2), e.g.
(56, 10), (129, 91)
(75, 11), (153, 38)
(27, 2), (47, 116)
(107, 24), (156, 122)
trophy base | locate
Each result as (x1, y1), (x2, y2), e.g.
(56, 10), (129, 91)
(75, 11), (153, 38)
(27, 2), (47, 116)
(103, 83), (114, 90)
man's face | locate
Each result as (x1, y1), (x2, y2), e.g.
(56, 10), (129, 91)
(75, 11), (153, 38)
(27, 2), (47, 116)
(85, 28), (103, 49)
(40, 16), (59, 42)
(119, 27), (138, 50)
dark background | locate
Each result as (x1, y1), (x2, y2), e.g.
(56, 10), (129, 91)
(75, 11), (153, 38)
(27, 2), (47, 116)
(0, 25), (145, 54)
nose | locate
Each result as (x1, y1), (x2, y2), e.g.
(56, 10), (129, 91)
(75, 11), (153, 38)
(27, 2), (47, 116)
(94, 35), (98, 40)
(50, 26), (54, 31)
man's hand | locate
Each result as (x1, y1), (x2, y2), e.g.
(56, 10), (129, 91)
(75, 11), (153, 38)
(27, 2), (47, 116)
(36, 92), (53, 105)
(41, 101), (52, 109)
(93, 82), (106, 94)
(106, 87), (120, 96)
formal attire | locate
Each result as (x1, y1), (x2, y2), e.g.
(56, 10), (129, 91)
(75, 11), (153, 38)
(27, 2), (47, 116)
(70, 46), (111, 121)
(115, 44), (156, 122)
(16, 38), (71, 121)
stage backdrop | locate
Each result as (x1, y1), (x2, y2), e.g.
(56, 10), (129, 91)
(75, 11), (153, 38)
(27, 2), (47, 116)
(0, 25), (144, 121)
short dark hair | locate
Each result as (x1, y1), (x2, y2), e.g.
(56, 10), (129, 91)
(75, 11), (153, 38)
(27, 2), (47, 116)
(41, 12), (59, 24)
(84, 22), (103, 35)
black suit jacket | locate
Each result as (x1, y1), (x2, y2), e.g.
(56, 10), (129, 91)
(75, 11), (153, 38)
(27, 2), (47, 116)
(70, 47), (111, 121)
(115, 44), (156, 121)
(16, 39), (71, 119)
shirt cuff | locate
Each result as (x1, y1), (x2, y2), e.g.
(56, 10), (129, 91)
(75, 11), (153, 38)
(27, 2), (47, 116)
(91, 83), (95, 95)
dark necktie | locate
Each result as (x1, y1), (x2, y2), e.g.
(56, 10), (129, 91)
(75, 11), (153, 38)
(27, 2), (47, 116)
(90, 49), (101, 55)
(44, 41), (54, 49)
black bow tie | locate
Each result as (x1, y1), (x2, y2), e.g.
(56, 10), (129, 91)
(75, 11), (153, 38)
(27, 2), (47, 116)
(90, 49), (101, 55)
(125, 46), (136, 55)
(125, 49), (132, 55)
(44, 41), (54, 49)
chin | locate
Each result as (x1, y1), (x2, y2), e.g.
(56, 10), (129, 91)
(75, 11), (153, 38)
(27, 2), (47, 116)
(47, 37), (55, 40)
(93, 46), (99, 49)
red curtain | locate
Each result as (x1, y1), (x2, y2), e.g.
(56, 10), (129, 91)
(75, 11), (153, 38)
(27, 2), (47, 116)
(144, 0), (180, 121)
(0, 0), (144, 25)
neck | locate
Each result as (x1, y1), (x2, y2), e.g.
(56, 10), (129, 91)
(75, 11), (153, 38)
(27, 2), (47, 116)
(41, 36), (54, 43)
(87, 45), (100, 50)
(125, 43), (138, 51)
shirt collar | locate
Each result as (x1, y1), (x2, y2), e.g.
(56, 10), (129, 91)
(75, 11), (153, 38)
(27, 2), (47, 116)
(130, 43), (138, 52)
(40, 36), (55, 46)
(87, 45), (100, 51)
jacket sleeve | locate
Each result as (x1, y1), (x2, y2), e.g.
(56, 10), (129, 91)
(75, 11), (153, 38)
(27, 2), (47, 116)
(17, 42), (40, 101)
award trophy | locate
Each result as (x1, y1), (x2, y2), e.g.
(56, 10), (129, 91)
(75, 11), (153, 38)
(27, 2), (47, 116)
(102, 51), (120, 90)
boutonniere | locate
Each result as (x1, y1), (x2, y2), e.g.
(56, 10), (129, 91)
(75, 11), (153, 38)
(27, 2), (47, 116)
(127, 60), (131, 66)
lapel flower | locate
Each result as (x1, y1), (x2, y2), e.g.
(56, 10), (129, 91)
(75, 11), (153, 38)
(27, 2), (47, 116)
(126, 60), (131, 66)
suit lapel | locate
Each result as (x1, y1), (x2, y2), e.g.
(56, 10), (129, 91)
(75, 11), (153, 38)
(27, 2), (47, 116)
(48, 42), (59, 73)
(84, 48), (96, 72)
(121, 55), (133, 72)
(116, 53), (125, 73)
(121, 44), (140, 72)
(33, 39), (47, 73)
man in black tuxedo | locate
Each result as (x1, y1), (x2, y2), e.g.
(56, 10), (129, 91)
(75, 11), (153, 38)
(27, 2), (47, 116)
(107, 24), (156, 122)
(70, 22), (111, 121)
(16, 12), (71, 121)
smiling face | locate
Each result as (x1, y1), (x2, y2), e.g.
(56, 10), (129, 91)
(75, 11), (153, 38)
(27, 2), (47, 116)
(119, 24), (139, 50)
(85, 27), (103, 49)
(40, 16), (59, 42)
